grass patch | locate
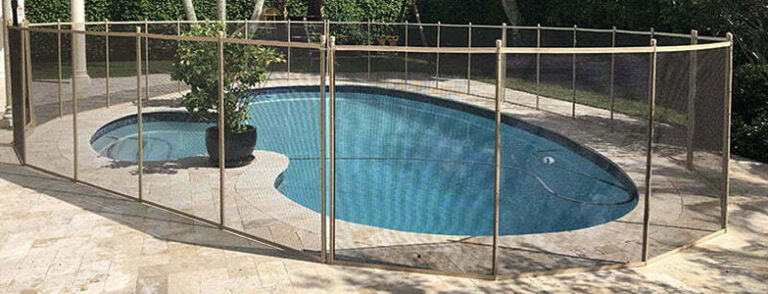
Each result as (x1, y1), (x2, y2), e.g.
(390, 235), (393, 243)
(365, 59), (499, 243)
(32, 60), (174, 80)
(492, 77), (686, 126)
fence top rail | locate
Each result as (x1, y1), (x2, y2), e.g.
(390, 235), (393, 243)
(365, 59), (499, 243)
(12, 26), (323, 49)
(334, 45), (498, 53)
(26, 20), (728, 41)
(335, 40), (730, 54)
(13, 24), (730, 53)
(13, 24), (729, 52)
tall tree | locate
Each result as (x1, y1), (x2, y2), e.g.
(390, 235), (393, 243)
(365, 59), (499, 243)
(249, 0), (266, 21)
(182, 0), (197, 21)
(246, 0), (265, 32)
(500, 0), (519, 25)
(217, 0), (226, 21)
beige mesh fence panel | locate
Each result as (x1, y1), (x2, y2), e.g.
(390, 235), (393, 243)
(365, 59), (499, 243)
(25, 28), (75, 178)
(537, 29), (577, 116)
(616, 31), (652, 47)
(505, 27), (537, 47)
(136, 35), (219, 223)
(504, 50), (538, 108)
(142, 28), (184, 103)
(648, 48), (727, 258)
(223, 40), (324, 257)
(498, 51), (649, 276)
(73, 32), (140, 199)
(572, 30), (614, 121)
(655, 34), (693, 46)
(469, 26), (502, 101)
(331, 48), (496, 276)
(436, 26), (470, 93)
(14, 20), (732, 279)
(404, 24), (437, 89)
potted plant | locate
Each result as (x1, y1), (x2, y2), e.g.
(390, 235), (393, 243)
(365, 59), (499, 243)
(171, 22), (285, 167)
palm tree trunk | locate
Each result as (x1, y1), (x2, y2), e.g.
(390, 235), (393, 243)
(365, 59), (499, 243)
(182, 0), (197, 21)
(500, 0), (520, 26)
(247, 0), (266, 32)
(217, 0), (226, 21)
(249, 0), (266, 20)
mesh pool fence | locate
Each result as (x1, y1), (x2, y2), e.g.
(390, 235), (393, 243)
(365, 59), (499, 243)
(10, 20), (732, 279)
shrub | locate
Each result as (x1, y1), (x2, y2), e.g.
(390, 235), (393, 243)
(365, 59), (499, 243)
(170, 23), (284, 133)
(732, 64), (768, 162)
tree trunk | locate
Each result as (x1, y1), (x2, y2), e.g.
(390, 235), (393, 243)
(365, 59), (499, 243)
(217, 0), (226, 21)
(308, 0), (322, 18)
(500, 0), (520, 26)
(182, 0), (197, 21)
(247, 0), (266, 32)
(249, 0), (266, 20)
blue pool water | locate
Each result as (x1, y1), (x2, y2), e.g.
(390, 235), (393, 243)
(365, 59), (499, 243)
(91, 86), (638, 236)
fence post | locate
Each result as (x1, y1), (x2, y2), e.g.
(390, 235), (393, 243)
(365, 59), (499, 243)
(105, 19), (110, 108)
(610, 26), (616, 132)
(136, 26), (143, 202)
(571, 24), (577, 119)
(24, 22), (34, 127)
(501, 23), (507, 46)
(244, 18), (249, 38)
(367, 19), (371, 81)
(492, 39), (503, 276)
(324, 19), (329, 42)
(467, 22), (472, 94)
(69, 23), (79, 181)
(328, 36), (337, 264)
(319, 35), (327, 262)
(18, 21), (29, 163)
(2, 20), (12, 126)
(287, 18), (291, 81)
(218, 31), (226, 229)
(0, 15), (11, 124)
(177, 19), (182, 93)
(722, 33), (733, 231)
(536, 23), (541, 109)
(500, 23), (507, 103)
(144, 19), (149, 101)
(686, 30), (698, 170)
(641, 38), (658, 262)
(57, 19), (63, 117)
(18, 22), (28, 163)
(435, 21), (441, 89)
(405, 20), (409, 85)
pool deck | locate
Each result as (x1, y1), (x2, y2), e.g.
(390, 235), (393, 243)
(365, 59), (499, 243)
(3, 73), (765, 292)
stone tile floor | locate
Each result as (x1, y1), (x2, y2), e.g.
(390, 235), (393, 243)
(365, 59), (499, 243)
(2, 120), (768, 293)
(4, 72), (768, 293)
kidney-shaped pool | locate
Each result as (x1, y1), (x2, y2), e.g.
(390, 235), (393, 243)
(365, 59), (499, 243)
(91, 86), (638, 236)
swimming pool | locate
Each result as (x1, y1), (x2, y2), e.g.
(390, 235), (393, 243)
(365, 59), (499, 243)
(91, 86), (638, 236)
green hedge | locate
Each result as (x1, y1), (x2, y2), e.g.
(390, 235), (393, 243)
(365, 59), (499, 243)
(732, 64), (768, 162)
(25, 0), (259, 22)
(25, 0), (403, 23)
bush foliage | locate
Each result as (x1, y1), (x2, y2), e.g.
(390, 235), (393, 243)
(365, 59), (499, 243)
(171, 23), (284, 133)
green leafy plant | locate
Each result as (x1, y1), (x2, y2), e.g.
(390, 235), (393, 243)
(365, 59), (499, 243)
(171, 22), (284, 133)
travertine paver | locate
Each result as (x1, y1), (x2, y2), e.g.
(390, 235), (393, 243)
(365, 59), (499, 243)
(3, 73), (762, 292)
(0, 142), (766, 293)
